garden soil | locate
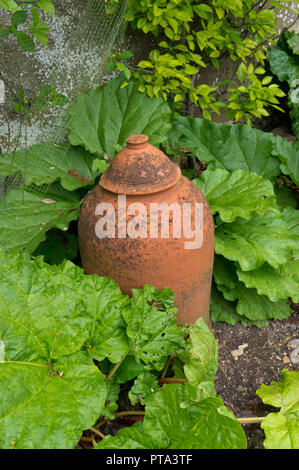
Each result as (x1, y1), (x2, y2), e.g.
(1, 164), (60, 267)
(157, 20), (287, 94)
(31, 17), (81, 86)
(78, 303), (298, 449)
(212, 302), (299, 448)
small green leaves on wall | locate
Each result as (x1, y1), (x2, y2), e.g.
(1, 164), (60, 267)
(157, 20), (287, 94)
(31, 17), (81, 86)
(116, 0), (289, 123)
(29, 6), (49, 45)
(0, 0), (21, 11)
(0, 0), (54, 50)
(36, 0), (55, 15)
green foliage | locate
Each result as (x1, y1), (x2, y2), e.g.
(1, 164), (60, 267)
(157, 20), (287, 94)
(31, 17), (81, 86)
(1, 87), (298, 327)
(0, 251), (247, 448)
(267, 30), (299, 140)
(178, 315), (218, 399)
(0, 142), (108, 191)
(11, 85), (67, 118)
(66, 74), (172, 159)
(110, 0), (292, 123)
(257, 370), (299, 449)
(0, 0), (55, 50)
(0, 251), (109, 448)
(121, 285), (186, 371)
(168, 115), (299, 182)
(97, 385), (247, 449)
(0, 185), (81, 254)
(168, 116), (298, 326)
(193, 167), (276, 222)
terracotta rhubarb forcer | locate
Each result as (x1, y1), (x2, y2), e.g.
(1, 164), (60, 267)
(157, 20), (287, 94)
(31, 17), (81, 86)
(78, 134), (214, 325)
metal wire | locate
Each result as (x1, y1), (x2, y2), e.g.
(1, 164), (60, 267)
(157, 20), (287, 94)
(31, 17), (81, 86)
(0, 0), (126, 199)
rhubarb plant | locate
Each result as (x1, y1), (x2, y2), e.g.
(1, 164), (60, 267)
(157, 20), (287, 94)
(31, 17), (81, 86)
(0, 75), (298, 328)
(0, 249), (247, 449)
(0, 250), (298, 449)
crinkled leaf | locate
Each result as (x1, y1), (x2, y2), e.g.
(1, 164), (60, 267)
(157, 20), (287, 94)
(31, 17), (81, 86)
(179, 318), (218, 399)
(210, 284), (241, 326)
(217, 282), (290, 327)
(104, 379), (120, 419)
(0, 252), (115, 448)
(66, 74), (172, 159)
(144, 386), (245, 449)
(214, 256), (290, 326)
(0, 184), (81, 253)
(257, 370), (299, 449)
(0, 143), (106, 191)
(193, 168), (276, 223)
(213, 255), (239, 289)
(69, 268), (130, 365)
(282, 206), (299, 257)
(0, 252), (107, 360)
(287, 31), (299, 55)
(215, 211), (294, 271)
(115, 355), (146, 384)
(122, 285), (185, 371)
(267, 35), (299, 85)
(237, 259), (299, 303)
(97, 384), (246, 449)
(272, 136), (299, 186)
(0, 351), (106, 449)
(96, 421), (160, 449)
(129, 371), (159, 405)
(168, 117), (281, 180)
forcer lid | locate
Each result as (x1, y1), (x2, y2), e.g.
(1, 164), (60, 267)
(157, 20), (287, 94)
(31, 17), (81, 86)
(99, 134), (181, 195)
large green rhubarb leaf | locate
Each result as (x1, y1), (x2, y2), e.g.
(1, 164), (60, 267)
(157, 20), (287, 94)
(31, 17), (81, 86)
(129, 371), (159, 405)
(193, 167), (276, 223)
(0, 351), (106, 449)
(257, 370), (299, 449)
(283, 206), (299, 258)
(267, 33), (299, 85)
(215, 210), (294, 271)
(268, 32), (299, 143)
(213, 256), (290, 326)
(0, 184), (81, 253)
(272, 136), (299, 186)
(97, 384), (247, 449)
(210, 284), (241, 326)
(179, 318), (218, 399)
(168, 116), (281, 179)
(217, 282), (290, 327)
(0, 143), (108, 191)
(237, 259), (299, 303)
(122, 285), (185, 371)
(66, 74), (172, 159)
(0, 251), (129, 448)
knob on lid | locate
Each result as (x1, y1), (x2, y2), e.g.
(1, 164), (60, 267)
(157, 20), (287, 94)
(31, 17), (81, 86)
(100, 134), (181, 195)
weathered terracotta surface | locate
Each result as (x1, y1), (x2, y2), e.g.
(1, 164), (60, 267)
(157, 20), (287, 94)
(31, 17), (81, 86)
(78, 134), (214, 325)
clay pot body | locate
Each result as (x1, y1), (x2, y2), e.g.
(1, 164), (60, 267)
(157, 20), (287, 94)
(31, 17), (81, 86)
(78, 135), (214, 325)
